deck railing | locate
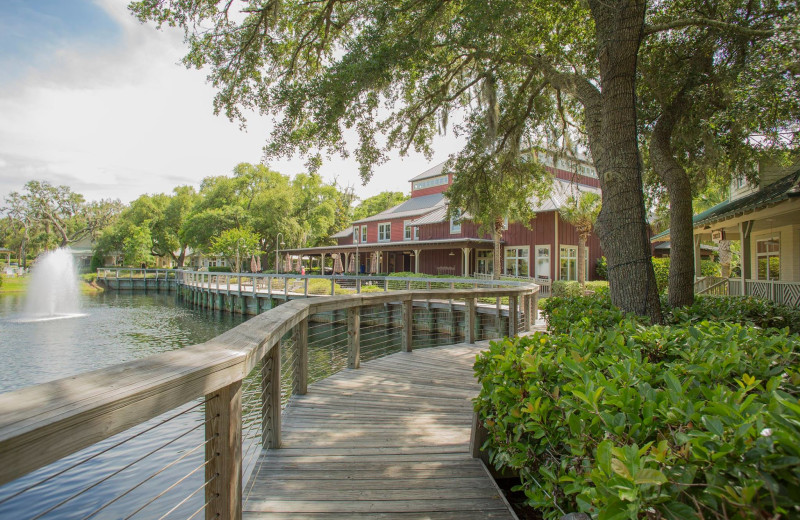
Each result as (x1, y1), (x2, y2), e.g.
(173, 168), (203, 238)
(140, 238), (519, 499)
(0, 283), (538, 520)
(694, 277), (800, 307)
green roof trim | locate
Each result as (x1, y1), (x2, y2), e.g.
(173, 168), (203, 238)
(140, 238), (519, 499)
(651, 168), (800, 241)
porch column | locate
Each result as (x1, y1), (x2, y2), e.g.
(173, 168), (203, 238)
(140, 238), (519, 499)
(414, 250), (421, 274)
(739, 220), (754, 295)
(693, 235), (703, 278)
(462, 248), (471, 277)
(320, 252), (326, 275)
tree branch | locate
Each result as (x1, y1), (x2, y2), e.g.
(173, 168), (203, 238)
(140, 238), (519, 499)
(644, 18), (776, 37)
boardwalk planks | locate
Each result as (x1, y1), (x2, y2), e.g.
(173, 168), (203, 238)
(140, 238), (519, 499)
(242, 343), (516, 519)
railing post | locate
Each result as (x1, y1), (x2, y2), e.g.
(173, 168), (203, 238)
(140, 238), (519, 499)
(348, 307), (361, 369)
(523, 294), (532, 331)
(384, 278), (388, 292)
(495, 297), (502, 337)
(205, 380), (242, 520)
(532, 290), (539, 327)
(402, 299), (413, 352)
(304, 277), (308, 297)
(466, 297), (476, 344)
(330, 278), (335, 296)
(262, 344), (281, 449)
(297, 319), (309, 394)
(509, 295), (518, 337)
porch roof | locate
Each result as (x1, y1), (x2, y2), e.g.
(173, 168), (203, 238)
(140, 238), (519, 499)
(651, 168), (800, 242)
(284, 237), (497, 255)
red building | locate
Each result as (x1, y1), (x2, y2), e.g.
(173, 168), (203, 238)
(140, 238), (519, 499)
(287, 152), (604, 281)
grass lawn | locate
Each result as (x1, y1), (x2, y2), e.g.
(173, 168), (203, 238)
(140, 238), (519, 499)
(0, 275), (28, 293)
(1, 275), (103, 295)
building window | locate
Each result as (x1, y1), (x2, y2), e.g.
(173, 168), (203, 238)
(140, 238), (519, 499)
(535, 245), (550, 279)
(477, 250), (493, 275)
(450, 209), (462, 234)
(757, 237), (780, 281)
(404, 220), (412, 240)
(504, 246), (529, 277)
(560, 246), (588, 281)
(414, 226), (419, 240)
(353, 227), (359, 241)
(378, 222), (391, 242)
(361, 225), (367, 243)
(412, 175), (448, 191)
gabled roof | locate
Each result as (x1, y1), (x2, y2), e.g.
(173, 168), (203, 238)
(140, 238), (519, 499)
(408, 162), (447, 182)
(352, 193), (446, 224)
(331, 228), (354, 239)
(651, 168), (800, 241)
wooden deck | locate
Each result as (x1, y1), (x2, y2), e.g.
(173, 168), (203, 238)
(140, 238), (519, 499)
(243, 342), (517, 519)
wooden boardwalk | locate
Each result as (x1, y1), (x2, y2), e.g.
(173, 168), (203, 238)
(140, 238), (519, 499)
(243, 342), (517, 519)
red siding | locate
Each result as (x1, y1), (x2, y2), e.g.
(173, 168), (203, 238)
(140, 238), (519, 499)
(410, 173), (453, 197)
(418, 248), (463, 276)
(548, 166), (601, 188)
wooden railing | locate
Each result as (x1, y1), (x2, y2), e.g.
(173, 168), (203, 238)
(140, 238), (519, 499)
(0, 284), (538, 520)
(696, 277), (800, 307)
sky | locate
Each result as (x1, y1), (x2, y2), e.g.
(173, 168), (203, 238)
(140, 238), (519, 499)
(0, 0), (464, 204)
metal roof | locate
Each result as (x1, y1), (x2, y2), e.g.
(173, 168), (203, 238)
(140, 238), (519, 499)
(352, 193), (446, 224)
(331, 228), (353, 239)
(651, 168), (800, 241)
(408, 162), (447, 182)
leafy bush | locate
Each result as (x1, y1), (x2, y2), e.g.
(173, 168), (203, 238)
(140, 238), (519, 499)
(474, 321), (800, 520)
(0, 275), (3, 289)
(652, 257), (670, 294)
(208, 266), (232, 273)
(596, 256), (607, 280)
(541, 294), (646, 335)
(552, 280), (583, 298)
(665, 296), (800, 335)
(701, 259), (721, 277)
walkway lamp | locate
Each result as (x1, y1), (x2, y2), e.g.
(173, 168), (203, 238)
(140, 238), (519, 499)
(275, 233), (285, 273)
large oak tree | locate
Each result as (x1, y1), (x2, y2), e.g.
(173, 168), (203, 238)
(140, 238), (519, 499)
(131, 0), (793, 320)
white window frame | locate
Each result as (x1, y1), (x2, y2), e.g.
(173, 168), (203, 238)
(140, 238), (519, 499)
(404, 220), (412, 240)
(353, 227), (359, 241)
(450, 209), (462, 234)
(477, 250), (493, 275)
(756, 236), (780, 281)
(361, 225), (367, 243)
(414, 226), (419, 240)
(535, 245), (551, 279)
(559, 245), (589, 281)
(378, 222), (391, 242)
(412, 175), (449, 191)
(504, 246), (530, 277)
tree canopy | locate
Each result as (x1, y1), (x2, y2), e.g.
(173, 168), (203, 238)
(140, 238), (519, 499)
(130, 0), (798, 319)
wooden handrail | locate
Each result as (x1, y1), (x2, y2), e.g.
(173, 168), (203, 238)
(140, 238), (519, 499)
(0, 285), (538, 500)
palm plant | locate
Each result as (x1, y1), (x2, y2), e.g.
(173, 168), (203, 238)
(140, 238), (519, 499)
(559, 192), (601, 287)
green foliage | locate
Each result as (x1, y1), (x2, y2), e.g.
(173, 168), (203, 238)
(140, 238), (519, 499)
(541, 294), (646, 336)
(551, 280), (610, 298)
(701, 259), (721, 277)
(475, 320), (800, 519)
(596, 256), (607, 280)
(89, 253), (103, 272)
(122, 225), (154, 267)
(209, 227), (262, 272)
(208, 266), (232, 273)
(353, 192), (408, 221)
(665, 296), (800, 336)
(651, 257), (670, 294)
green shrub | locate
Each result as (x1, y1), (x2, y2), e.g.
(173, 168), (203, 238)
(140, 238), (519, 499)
(208, 266), (232, 273)
(552, 280), (583, 298)
(540, 294), (645, 335)
(651, 257), (670, 294)
(474, 322), (800, 520)
(701, 259), (721, 277)
(0, 275), (3, 289)
(359, 284), (384, 293)
(596, 256), (607, 280)
(665, 295), (800, 335)
(307, 278), (334, 295)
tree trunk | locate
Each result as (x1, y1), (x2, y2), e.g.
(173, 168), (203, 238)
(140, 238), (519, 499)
(587, 0), (662, 323)
(651, 111), (695, 308)
(577, 234), (586, 287)
(177, 248), (186, 268)
(492, 217), (503, 280)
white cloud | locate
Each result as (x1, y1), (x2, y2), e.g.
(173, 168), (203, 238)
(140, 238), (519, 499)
(0, 0), (463, 206)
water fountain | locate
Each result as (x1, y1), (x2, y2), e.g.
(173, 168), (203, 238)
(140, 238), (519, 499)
(20, 248), (86, 322)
